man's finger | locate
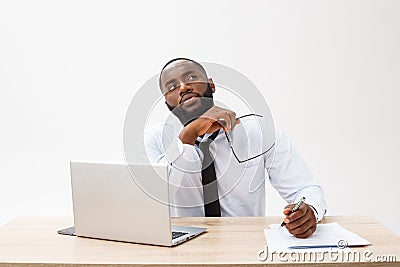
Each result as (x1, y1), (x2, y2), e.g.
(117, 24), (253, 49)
(283, 204), (295, 215)
(228, 111), (236, 131)
(226, 111), (236, 130)
(285, 213), (310, 231)
(293, 224), (316, 239)
(220, 113), (232, 131)
(286, 203), (307, 222)
(230, 118), (241, 131)
(216, 118), (226, 128)
(209, 121), (224, 133)
(288, 218), (314, 236)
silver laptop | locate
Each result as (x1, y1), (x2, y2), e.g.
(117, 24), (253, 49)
(58, 161), (206, 246)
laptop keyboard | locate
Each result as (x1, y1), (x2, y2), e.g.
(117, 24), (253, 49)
(172, 231), (188, 239)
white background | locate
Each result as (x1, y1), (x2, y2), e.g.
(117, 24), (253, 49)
(1, 0), (399, 236)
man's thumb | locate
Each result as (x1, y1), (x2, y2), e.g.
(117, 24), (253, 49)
(283, 204), (295, 215)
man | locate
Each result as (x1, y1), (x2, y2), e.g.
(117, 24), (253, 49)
(144, 58), (327, 238)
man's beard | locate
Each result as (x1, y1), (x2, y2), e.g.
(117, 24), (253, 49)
(166, 85), (214, 126)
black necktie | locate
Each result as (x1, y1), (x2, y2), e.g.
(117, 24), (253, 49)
(197, 130), (221, 217)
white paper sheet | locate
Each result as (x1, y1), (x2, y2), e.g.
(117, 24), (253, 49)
(264, 222), (371, 252)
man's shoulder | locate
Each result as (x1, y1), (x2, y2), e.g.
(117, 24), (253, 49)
(145, 123), (164, 135)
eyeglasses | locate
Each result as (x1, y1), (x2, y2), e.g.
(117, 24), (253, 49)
(223, 114), (275, 163)
(163, 73), (208, 96)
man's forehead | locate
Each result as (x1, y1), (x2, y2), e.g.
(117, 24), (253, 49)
(161, 60), (206, 83)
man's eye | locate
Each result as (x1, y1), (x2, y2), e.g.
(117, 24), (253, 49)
(187, 75), (197, 81)
(167, 84), (177, 92)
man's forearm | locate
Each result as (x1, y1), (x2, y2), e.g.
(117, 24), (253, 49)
(179, 126), (197, 145)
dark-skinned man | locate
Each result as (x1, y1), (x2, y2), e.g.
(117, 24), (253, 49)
(144, 58), (326, 238)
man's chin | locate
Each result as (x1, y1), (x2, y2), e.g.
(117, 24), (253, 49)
(172, 96), (214, 126)
(180, 98), (202, 112)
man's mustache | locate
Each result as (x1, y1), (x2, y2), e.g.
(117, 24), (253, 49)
(179, 92), (202, 105)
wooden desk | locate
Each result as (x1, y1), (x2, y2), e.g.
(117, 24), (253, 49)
(0, 216), (399, 266)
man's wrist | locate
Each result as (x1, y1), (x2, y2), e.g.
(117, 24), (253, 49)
(179, 124), (198, 145)
(308, 205), (319, 222)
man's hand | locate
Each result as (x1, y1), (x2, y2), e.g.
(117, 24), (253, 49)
(283, 203), (317, 238)
(179, 106), (240, 145)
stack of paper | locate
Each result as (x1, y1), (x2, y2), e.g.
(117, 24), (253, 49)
(264, 222), (371, 252)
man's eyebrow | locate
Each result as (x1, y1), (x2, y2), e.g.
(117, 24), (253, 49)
(181, 70), (197, 78)
(164, 78), (176, 88)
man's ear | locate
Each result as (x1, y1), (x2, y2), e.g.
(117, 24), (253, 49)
(208, 78), (215, 93)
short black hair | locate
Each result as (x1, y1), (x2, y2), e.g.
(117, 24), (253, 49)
(158, 58), (207, 90)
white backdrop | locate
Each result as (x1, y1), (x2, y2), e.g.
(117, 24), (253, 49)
(1, 0), (399, 236)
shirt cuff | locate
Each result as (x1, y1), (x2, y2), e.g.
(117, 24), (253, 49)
(308, 205), (319, 222)
(307, 203), (325, 222)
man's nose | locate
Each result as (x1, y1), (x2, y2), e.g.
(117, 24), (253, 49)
(178, 82), (192, 96)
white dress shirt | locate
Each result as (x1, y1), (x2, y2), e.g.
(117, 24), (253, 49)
(143, 116), (327, 221)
